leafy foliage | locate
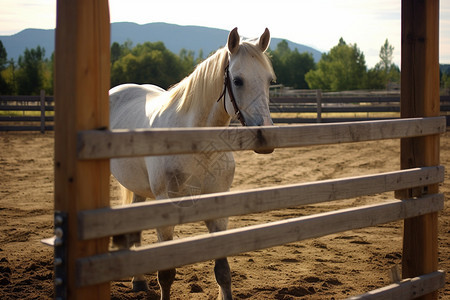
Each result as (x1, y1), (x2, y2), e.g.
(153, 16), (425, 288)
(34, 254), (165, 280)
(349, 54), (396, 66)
(0, 41), (13, 94)
(0, 41), (7, 70)
(305, 38), (401, 91)
(368, 39), (400, 89)
(110, 41), (199, 89)
(268, 40), (316, 89)
(7, 37), (447, 96)
(0, 44), (52, 95)
(441, 65), (450, 91)
(305, 38), (367, 91)
(15, 46), (48, 95)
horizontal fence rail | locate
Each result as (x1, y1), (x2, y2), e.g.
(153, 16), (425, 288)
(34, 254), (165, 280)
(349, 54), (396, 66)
(78, 166), (444, 240)
(77, 117), (446, 159)
(76, 193), (444, 287)
(349, 270), (446, 300)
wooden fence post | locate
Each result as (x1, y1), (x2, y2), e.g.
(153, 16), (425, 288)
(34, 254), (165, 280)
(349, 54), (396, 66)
(40, 90), (45, 133)
(316, 89), (322, 123)
(54, 0), (110, 299)
(400, 1), (440, 299)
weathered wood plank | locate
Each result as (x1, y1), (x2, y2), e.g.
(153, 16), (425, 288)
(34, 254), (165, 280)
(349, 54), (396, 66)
(76, 194), (444, 287)
(270, 106), (399, 113)
(0, 116), (54, 122)
(0, 95), (42, 101)
(0, 105), (54, 111)
(0, 105), (47, 111)
(270, 96), (401, 104)
(0, 126), (54, 131)
(77, 117), (446, 160)
(271, 117), (397, 124)
(348, 270), (445, 300)
(78, 166), (444, 240)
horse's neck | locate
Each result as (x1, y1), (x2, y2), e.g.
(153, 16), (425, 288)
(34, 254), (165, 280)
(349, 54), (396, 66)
(204, 99), (232, 126)
(164, 50), (231, 127)
(169, 91), (230, 127)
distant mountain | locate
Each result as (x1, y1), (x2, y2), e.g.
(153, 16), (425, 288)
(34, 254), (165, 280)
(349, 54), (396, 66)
(0, 28), (54, 61)
(0, 22), (322, 62)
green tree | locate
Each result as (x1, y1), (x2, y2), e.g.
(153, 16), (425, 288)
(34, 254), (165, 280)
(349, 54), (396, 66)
(305, 38), (367, 91)
(268, 40), (316, 89)
(111, 40), (133, 64)
(111, 42), (122, 64)
(42, 52), (54, 94)
(441, 66), (450, 91)
(0, 41), (7, 69)
(15, 46), (46, 95)
(283, 50), (316, 89)
(111, 41), (186, 89)
(273, 40), (291, 58)
(178, 48), (204, 75)
(179, 48), (196, 74)
(365, 68), (385, 90)
(378, 39), (394, 71)
(442, 73), (450, 90)
(0, 40), (13, 94)
(366, 39), (400, 89)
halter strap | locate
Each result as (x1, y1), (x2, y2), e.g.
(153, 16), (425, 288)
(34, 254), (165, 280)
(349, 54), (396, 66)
(216, 64), (247, 126)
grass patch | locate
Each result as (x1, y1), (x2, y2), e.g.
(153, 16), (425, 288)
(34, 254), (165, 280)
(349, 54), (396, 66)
(271, 112), (400, 119)
(0, 110), (54, 117)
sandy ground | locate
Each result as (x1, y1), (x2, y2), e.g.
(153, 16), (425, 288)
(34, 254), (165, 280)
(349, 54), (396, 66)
(0, 131), (449, 299)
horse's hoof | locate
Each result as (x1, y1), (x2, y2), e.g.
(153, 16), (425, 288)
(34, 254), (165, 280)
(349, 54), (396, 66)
(132, 280), (149, 292)
(112, 232), (141, 249)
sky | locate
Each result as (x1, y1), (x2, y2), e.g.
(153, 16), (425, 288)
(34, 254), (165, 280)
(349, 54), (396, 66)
(0, 0), (449, 68)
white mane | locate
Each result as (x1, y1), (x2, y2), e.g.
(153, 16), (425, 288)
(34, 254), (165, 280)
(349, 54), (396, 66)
(161, 41), (275, 114)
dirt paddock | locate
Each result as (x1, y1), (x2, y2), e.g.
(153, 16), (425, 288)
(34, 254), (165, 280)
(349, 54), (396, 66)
(0, 131), (449, 299)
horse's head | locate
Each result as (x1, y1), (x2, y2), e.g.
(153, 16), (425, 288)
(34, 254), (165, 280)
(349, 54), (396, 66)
(226, 28), (276, 154)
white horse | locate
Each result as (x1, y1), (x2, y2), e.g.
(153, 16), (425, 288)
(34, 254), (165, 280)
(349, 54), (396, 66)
(109, 28), (276, 300)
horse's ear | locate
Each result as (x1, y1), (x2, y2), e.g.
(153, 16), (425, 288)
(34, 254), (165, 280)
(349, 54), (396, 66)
(258, 28), (270, 52)
(227, 27), (240, 54)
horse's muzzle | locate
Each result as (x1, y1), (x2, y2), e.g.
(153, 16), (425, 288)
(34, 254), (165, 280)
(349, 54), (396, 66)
(254, 148), (274, 154)
(252, 117), (274, 154)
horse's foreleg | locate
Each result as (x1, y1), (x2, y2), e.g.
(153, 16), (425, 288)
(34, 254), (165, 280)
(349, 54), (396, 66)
(131, 239), (149, 292)
(214, 258), (232, 300)
(129, 194), (149, 291)
(205, 218), (233, 300)
(112, 232), (148, 291)
(112, 193), (149, 291)
(157, 226), (176, 300)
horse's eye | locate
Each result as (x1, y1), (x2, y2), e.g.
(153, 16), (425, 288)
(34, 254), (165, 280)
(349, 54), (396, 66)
(233, 77), (244, 87)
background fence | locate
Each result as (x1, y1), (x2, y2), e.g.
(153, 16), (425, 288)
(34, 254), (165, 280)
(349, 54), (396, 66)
(269, 88), (450, 124)
(1, 90), (450, 132)
(0, 90), (54, 132)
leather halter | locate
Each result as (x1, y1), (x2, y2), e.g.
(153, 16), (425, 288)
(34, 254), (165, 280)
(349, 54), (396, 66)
(217, 64), (247, 126)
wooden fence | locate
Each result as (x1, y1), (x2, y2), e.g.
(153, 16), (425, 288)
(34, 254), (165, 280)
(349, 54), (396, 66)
(269, 90), (450, 124)
(53, 1), (445, 299)
(74, 117), (446, 298)
(0, 90), (54, 132)
(2, 91), (449, 131)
